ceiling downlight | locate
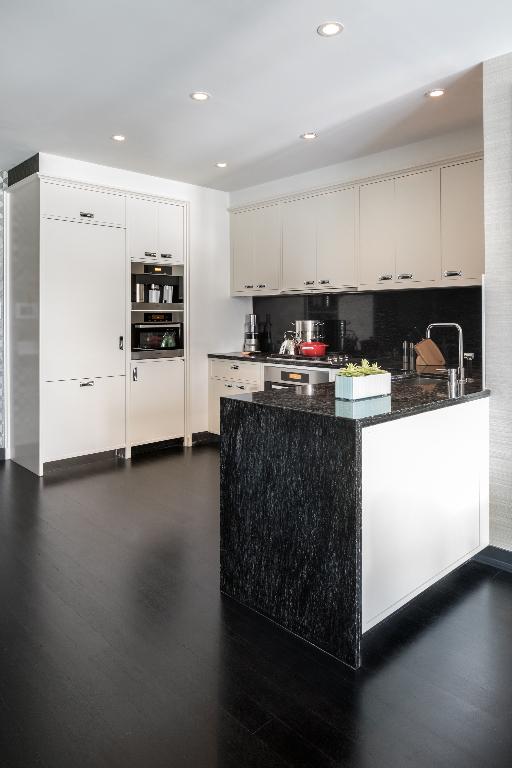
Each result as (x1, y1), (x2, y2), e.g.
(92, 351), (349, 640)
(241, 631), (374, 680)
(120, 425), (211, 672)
(317, 22), (344, 37)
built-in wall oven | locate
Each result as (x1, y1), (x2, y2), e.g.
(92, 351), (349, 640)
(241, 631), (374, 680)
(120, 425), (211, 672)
(131, 313), (183, 359)
(264, 365), (331, 392)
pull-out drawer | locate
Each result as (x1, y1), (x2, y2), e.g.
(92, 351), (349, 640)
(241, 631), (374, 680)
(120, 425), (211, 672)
(209, 358), (262, 384)
(41, 376), (125, 463)
(41, 181), (125, 226)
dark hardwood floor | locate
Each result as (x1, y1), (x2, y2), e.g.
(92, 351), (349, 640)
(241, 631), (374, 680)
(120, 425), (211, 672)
(1, 446), (511, 768)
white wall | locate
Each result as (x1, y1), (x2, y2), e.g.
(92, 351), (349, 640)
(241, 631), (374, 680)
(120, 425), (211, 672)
(229, 126), (483, 207)
(39, 153), (250, 435)
(483, 52), (512, 551)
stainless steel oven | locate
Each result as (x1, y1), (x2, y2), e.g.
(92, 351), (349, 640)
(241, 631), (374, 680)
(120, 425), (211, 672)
(264, 365), (330, 392)
(131, 314), (183, 359)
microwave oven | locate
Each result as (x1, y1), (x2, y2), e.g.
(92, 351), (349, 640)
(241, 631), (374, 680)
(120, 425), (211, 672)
(131, 314), (183, 359)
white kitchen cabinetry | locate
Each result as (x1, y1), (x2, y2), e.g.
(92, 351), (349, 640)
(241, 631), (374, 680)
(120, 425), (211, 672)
(316, 188), (357, 289)
(41, 377), (125, 463)
(208, 359), (263, 434)
(282, 197), (317, 291)
(129, 359), (185, 446)
(359, 179), (396, 288)
(395, 169), (440, 285)
(40, 181), (125, 226)
(40, 218), (126, 381)
(231, 205), (280, 294)
(127, 195), (185, 264)
(441, 159), (484, 283)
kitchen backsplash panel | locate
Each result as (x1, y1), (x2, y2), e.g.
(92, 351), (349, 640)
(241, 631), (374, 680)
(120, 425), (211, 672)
(253, 286), (482, 368)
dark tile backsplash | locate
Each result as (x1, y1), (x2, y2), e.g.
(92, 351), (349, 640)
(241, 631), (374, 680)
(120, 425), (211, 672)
(253, 286), (482, 367)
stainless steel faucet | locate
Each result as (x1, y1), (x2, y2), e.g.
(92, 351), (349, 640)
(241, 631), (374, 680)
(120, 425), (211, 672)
(426, 323), (465, 382)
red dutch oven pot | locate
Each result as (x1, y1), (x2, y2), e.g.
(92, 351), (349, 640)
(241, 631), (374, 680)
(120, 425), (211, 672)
(299, 341), (329, 357)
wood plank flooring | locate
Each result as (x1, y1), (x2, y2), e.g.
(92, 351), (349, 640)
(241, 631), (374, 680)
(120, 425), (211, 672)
(0, 446), (511, 767)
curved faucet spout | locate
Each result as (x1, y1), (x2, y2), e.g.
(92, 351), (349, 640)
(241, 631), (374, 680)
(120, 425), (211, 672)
(426, 323), (464, 382)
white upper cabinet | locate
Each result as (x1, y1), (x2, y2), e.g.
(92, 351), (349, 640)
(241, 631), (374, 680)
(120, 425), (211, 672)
(127, 196), (184, 263)
(231, 205), (280, 293)
(395, 169), (440, 285)
(40, 218), (126, 381)
(441, 159), (484, 282)
(41, 181), (125, 227)
(282, 197), (317, 290)
(251, 205), (281, 291)
(316, 188), (357, 289)
(127, 196), (158, 260)
(157, 202), (184, 264)
(359, 179), (396, 288)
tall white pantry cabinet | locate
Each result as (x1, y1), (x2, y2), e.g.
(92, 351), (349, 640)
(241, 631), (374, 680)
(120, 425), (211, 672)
(8, 175), (187, 475)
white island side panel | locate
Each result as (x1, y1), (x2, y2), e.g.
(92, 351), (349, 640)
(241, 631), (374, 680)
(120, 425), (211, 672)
(361, 398), (489, 632)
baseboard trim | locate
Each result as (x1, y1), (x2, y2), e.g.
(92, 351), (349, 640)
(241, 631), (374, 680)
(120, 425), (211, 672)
(0, 447), (5, 461)
(43, 449), (122, 474)
(192, 431), (219, 446)
(473, 545), (512, 574)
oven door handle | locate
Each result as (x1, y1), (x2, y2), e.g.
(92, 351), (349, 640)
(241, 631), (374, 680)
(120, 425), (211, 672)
(134, 324), (181, 329)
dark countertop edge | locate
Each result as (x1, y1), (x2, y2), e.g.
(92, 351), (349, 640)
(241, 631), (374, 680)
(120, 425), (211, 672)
(208, 352), (397, 370)
(223, 387), (490, 427)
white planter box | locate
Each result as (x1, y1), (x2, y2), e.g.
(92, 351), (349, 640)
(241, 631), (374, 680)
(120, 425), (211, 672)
(335, 372), (391, 401)
(335, 395), (391, 419)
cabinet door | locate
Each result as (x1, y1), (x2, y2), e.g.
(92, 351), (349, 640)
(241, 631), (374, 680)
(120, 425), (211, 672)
(157, 202), (184, 264)
(282, 197), (317, 291)
(41, 376), (125, 463)
(208, 378), (261, 435)
(41, 181), (125, 226)
(40, 219), (126, 381)
(441, 160), (484, 281)
(252, 205), (281, 291)
(395, 169), (440, 284)
(130, 359), (184, 445)
(127, 196), (158, 261)
(231, 211), (254, 292)
(359, 180), (396, 287)
(316, 188), (356, 289)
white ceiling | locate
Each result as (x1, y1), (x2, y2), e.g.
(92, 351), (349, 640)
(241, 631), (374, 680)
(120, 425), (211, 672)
(0, 1), (509, 191)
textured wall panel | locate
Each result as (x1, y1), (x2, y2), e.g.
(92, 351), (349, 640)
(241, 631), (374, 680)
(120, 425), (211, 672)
(483, 52), (512, 549)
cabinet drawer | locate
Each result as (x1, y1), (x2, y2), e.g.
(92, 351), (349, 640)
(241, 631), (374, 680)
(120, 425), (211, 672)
(41, 181), (125, 226)
(210, 359), (261, 383)
(208, 378), (262, 434)
(41, 376), (125, 462)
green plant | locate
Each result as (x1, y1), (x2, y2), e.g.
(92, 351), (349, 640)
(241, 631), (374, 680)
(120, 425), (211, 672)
(336, 359), (387, 377)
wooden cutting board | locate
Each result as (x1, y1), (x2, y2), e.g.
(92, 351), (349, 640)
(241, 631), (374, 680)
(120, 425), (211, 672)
(414, 338), (445, 368)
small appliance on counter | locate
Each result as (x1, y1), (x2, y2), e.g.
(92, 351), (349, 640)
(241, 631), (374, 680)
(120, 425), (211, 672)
(243, 314), (260, 353)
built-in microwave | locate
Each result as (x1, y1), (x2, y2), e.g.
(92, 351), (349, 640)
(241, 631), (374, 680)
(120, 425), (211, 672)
(131, 314), (183, 359)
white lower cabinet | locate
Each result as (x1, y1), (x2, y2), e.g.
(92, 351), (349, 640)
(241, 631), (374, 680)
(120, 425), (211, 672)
(129, 359), (185, 446)
(208, 378), (261, 435)
(41, 376), (125, 463)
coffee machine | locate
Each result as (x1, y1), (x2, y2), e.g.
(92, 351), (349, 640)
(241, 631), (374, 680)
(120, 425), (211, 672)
(243, 314), (260, 353)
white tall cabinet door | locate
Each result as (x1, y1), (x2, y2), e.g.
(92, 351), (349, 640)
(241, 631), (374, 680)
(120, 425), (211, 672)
(126, 196), (158, 261)
(231, 211), (254, 292)
(282, 197), (317, 290)
(40, 218), (126, 381)
(316, 188), (357, 289)
(395, 169), (440, 285)
(41, 377), (125, 463)
(157, 202), (184, 263)
(441, 159), (484, 281)
(252, 205), (281, 291)
(130, 359), (184, 445)
(359, 180), (396, 287)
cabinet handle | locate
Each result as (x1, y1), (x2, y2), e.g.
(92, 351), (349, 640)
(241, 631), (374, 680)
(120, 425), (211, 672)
(378, 274), (393, 281)
(119, 336), (124, 350)
(444, 270), (462, 277)
(144, 251), (156, 258)
(79, 211), (94, 219)
(80, 380), (94, 387)
(237, 385), (245, 390)
(230, 364), (239, 370)
(257, 284), (266, 289)
(225, 383), (233, 388)
(132, 367), (138, 382)
(304, 280), (315, 286)
(244, 284), (254, 289)
(318, 279), (330, 285)
(397, 273), (413, 280)
(160, 253), (173, 259)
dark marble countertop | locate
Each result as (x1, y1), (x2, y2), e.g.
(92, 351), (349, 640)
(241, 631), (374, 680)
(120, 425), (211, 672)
(208, 351), (405, 371)
(226, 377), (489, 426)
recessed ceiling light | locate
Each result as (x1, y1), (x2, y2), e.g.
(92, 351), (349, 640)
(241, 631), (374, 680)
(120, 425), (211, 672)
(426, 88), (445, 98)
(300, 132), (318, 140)
(215, 162), (227, 168)
(190, 91), (210, 102)
(317, 21), (344, 37)
(111, 134), (125, 142)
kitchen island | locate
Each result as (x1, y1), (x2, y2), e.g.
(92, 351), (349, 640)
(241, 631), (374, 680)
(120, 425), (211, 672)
(220, 377), (489, 668)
